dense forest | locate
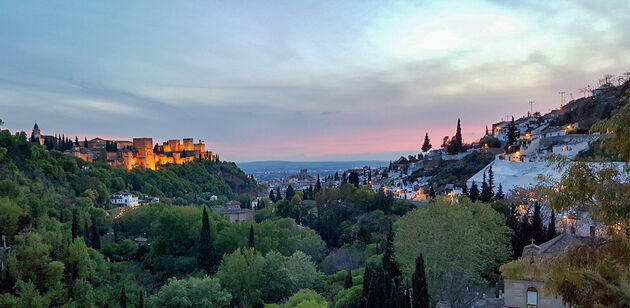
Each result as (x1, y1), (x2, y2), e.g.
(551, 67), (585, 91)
(1, 89), (628, 307)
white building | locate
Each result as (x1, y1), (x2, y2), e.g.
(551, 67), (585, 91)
(110, 193), (139, 207)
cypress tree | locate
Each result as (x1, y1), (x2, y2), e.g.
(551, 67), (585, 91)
(382, 225), (402, 280)
(462, 184), (469, 196)
(84, 137), (88, 148)
(505, 117), (516, 152)
(83, 220), (90, 246)
(530, 202), (546, 244)
(90, 219), (101, 250)
(344, 270), (353, 289)
(315, 175), (322, 192)
(495, 184), (505, 200)
(197, 206), (219, 273)
(269, 189), (276, 203)
(248, 224), (255, 249)
(71, 210), (79, 239)
(480, 172), (492, 203)
(488, 167), (495, 199)
(334, 172), (340, 181)
(120, 284), (127, 308)
(412, 253), (430, 308)
(286, 185), (295, 200)
(276, 187), (282, 200)
(469, 181), (479, 202)
(365, 265), (387, 308)
(138, 291), (144, 308)
(421, 132), (432, 152)
(429, 186), (436, 199)
(547, 210), (557, 240)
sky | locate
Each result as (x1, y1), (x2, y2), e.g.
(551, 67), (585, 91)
(1, 0), (629, 162)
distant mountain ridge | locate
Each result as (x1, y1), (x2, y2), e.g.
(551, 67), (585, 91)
(237, 160), (388, 180)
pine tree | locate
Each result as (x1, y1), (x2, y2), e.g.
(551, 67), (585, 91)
(344, 270), (353, 289)
(429, 186), (436, 199)
(421, 133), (432, 152)
(495, 184), (505, 200)
(90, 219), (101, 250)
(411, 253), (430, 308)
(469, 181), (479, 202)
(269, 189), (276, 203)
(547, 210), (557, 240)
(120, 284), (127, 308)
(197, 206), (219, 273)
(248, 224), (255, 249)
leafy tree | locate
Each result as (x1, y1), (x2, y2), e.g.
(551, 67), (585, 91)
(411, 253), (430, 308)
(334, 285), (362, 308)
(395, 200), (510, 307)
(153, 276), (232, 308)
(248, 224), (255, 249)
(421, 133), (432, 152)
(468, 182), (479, 202)
(281, 289), (327, 308)
(197, 206), (219, 274)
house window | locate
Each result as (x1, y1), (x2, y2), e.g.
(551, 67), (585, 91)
(527, 287), (538, 307)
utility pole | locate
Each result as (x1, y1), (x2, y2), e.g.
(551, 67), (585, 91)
(558, 91), (566, 107)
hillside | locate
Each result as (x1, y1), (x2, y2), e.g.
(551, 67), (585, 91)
(547, 80), (630, 131)
(0, 129), (258, 206)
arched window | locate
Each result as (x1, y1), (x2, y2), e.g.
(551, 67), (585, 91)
(527, 287), (538, 307)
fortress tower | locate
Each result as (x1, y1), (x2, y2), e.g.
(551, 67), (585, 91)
(133, 138), (155, 170)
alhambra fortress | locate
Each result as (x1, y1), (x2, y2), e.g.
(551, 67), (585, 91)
(30, 123), (215, 170)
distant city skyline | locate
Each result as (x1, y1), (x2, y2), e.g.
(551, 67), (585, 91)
(1, 1), (629, 161)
